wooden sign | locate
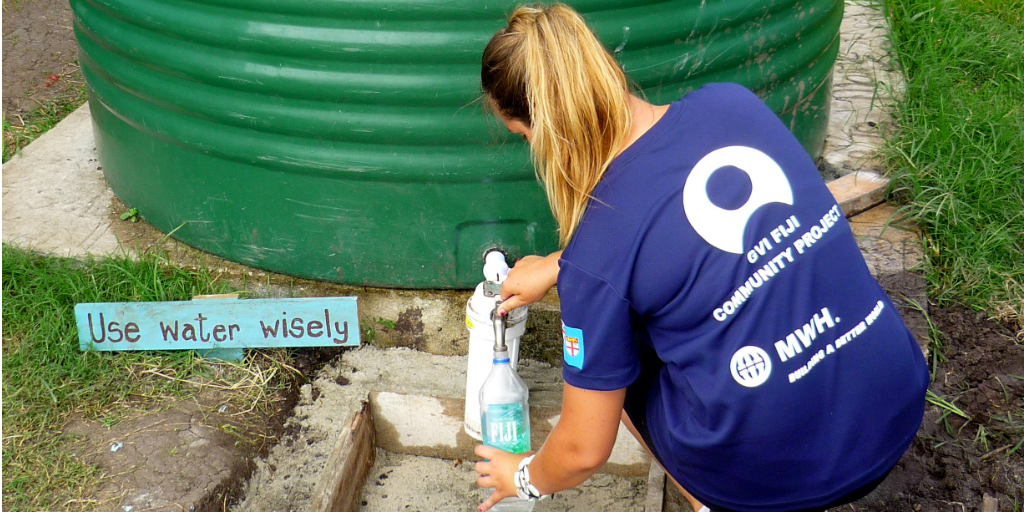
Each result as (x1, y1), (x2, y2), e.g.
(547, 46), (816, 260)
(75, 296), (360, 352)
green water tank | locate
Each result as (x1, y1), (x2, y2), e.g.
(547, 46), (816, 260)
(72, 0), (841, 288)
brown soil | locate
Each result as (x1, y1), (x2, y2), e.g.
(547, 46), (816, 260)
(64, 389), (272, 512)
(58, 348), (345, 512)
(666, 275), (1024, 512)
(849, 303), (1024, 512)
(2, 0), (83, 119)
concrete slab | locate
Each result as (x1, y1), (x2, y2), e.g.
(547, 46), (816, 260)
(822, 1), (903, 175)
(2, 104), (121, 257)
(644, 463), (667, 512)
(358, 450), (647, 512)
(235, 346), (649, 512)
(309, 402), (376, 512)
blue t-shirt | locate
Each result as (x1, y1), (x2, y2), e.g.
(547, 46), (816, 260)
(557, 83), (928, 511)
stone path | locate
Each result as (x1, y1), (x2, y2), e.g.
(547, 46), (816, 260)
(822, 0), (903, 174)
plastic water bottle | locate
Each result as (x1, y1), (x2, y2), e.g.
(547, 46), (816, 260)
(480, 347), (535, 512)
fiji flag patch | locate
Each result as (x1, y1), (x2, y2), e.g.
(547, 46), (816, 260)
(562, 322), (585, 369)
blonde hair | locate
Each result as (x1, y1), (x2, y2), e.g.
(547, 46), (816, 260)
(481, 3), (631, 247)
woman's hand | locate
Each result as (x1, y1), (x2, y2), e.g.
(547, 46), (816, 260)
(473, 445), (532, 511)
(498, 251), (563, 316)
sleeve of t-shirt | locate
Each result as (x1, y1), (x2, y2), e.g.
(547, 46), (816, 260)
(557, 259), (641, 391)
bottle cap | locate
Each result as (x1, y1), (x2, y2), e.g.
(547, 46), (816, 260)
(493, 349), (510, 364)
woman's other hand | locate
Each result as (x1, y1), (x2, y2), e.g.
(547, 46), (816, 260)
(498, 251), (562, 315)
(474, 445), (531, 511)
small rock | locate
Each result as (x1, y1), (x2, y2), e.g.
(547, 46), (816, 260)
(983, 494), (999, 512)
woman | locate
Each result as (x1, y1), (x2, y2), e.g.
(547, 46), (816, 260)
(473, 4), (929, 512)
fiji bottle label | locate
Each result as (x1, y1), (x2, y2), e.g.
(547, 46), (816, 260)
(482, 403), (531, 454)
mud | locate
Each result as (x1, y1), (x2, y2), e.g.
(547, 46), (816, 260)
(662, 280), (1024, 512)
(847, 305), (1024, 512)
(58, 348), (339, 512)
(64, 389), (260, 512)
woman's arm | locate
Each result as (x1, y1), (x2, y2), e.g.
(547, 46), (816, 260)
(497, 250), (563, 315)
(474, 383), (625, 511)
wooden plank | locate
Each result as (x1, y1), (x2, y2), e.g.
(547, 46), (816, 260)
(192, 293), (241, 300)
(192, 295), (245, 362)
(826, 171), (889, 218)
(309, 401), (376, 512)
(75, 296), (359, 351)
(644, 462), (666, 512)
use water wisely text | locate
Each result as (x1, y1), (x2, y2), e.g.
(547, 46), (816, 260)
(75, 297), (360, 352)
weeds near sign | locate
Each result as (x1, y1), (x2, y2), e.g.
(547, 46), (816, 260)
(0, 246), (292, 510)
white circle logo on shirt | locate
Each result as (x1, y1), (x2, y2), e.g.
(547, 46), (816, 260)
(682, 146), (794, 254)
(730, 346), (772, 388)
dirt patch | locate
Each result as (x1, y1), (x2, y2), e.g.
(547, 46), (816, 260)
(59, 348), (343, 512)
(65, 389), (262, 512)
(665, 279), (1023, 512)
(2, 0), (83, 119)
(849, 304), (1024, 512)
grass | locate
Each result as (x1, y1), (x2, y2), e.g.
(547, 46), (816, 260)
(1, 246), (291, 511)
(881, 0), (1024, 331)
(2, 82), (88, 163)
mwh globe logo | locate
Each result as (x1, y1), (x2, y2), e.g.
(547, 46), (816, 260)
(731, 346), (772, 387)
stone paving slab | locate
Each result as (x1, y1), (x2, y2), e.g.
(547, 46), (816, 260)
(822, 1), (903, 175)
(2, 104), (122, 257)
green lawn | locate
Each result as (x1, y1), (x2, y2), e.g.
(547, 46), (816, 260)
(882, 0), (1024, 329)
(0, 247), (288, 510)
(2, 83), (87, 163)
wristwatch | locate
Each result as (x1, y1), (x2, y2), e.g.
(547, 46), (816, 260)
(513, 455), (551, 501)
